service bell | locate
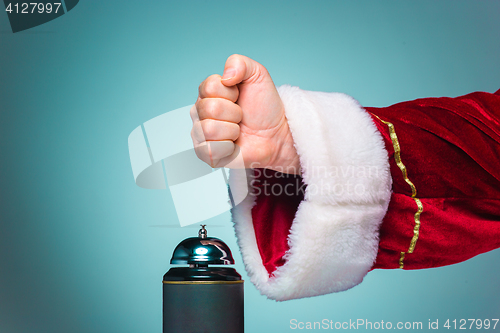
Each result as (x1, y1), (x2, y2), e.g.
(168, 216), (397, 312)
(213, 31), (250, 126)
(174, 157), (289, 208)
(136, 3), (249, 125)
(163, 225), (244, 333)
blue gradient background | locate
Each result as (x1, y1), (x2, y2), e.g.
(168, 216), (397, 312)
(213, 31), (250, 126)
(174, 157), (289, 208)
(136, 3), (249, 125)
(1, 1), (499, 332)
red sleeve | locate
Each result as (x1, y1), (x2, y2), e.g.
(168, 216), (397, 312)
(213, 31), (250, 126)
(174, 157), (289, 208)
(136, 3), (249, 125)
(252, 88), (500, 274)
(368, 88), (500, 269)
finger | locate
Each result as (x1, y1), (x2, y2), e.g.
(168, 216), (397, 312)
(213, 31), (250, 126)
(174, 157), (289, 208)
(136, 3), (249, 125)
(190, 104), (200, 123)
(199, 74), (239, 102)
(195, 98), (243, 123)
(194, 119), (240, 142)
(212, 143), (243, 169)
(191, 116), (205, 143)
(193, 141), (235, 168)
(209, 141), (236, 167)
(220, 54), (269, 86)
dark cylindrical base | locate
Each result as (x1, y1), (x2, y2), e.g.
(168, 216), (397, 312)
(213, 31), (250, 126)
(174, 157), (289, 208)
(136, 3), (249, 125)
(163, 281), (244, 333)
(163, 267), (244, 333)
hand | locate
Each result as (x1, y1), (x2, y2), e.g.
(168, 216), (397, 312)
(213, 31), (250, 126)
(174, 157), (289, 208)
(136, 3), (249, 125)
(190, 54), (300, 174)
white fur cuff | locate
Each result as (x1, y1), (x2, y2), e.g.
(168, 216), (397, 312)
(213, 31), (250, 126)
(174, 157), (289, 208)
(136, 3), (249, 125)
(230, 85), (392, 301)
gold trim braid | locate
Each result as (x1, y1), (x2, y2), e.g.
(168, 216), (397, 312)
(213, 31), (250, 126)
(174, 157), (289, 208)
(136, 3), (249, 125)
(372, 114), (423, 269)
(163, 280), (244, 285)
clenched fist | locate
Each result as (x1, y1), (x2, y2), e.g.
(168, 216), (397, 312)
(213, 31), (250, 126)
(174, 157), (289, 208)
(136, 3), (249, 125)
(190, 54), (300, 174)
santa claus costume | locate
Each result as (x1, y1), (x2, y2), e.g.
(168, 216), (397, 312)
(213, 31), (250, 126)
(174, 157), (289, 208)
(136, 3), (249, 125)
(229, 86), (500, 301)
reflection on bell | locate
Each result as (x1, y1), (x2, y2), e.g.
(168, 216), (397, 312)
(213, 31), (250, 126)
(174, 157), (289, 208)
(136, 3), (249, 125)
(163, 225), (244, 333)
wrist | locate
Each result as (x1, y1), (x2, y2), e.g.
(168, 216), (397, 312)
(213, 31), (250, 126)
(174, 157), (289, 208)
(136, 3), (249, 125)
(266, 120), (301, 175)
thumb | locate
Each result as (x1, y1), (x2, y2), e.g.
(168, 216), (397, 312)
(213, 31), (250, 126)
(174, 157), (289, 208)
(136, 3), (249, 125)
(220, 54), (267, 87)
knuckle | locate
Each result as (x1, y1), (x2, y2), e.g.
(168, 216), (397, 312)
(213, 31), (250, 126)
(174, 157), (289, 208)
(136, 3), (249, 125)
(203, 81), (217, 97)
(202, 75), (220, 97)
(194, 146), (210, 165)
(190, 105), (199, 121)
(201, 120), (215, 138)
(191, 124), (204, 142)
(204, 99), (222, 118)
(198, 98), (222, 119)
(190, 127), (197, 141)
(227, 53), (242, 62)
(194, 99), (203, 114)
(195, 99), (204, 112)
(207, 74), (221, 81)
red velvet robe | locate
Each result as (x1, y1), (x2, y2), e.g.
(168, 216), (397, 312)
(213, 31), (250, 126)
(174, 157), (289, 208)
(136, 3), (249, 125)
(250, 88), (500, 276)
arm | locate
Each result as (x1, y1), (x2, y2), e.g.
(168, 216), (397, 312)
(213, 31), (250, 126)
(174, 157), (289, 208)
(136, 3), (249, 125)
(191, 54), (500, 301)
